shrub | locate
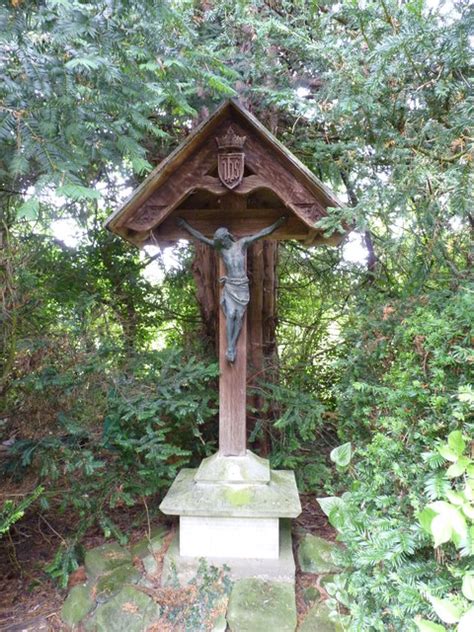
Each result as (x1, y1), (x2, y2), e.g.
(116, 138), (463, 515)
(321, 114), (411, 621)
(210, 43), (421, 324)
(318, 286), (473, 631)
(2, 347), (218, 586)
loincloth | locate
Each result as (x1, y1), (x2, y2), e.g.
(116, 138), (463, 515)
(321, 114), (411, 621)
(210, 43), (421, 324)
(219, 276), (249, 315)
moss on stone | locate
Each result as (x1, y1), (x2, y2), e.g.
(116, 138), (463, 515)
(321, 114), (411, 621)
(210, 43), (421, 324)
(130, 526), (166, 559)
(298, 534), (341, 574)
(226, 578), (297, 632)
(61, 583), (95, 627)
(95, 563), (141, 602)
(84, 542), (131, 577)
(224, 487), (253, 506)
(85, 586), (160, 632)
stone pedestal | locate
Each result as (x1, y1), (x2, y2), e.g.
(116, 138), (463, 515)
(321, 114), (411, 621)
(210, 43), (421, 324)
(159, 451), (301, 586)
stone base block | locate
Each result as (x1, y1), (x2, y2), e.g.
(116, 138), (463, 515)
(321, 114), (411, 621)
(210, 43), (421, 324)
(159, 468), (301, 518)
(180, 516), (279, 559)
(194, 450), (270, 484)
(162, 519), (296, 586)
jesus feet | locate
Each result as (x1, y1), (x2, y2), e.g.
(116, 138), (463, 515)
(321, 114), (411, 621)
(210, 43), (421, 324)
(225, 348), (236, 363)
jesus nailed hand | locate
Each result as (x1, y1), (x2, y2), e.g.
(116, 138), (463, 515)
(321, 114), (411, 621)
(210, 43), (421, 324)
(177, 216), (287, 363)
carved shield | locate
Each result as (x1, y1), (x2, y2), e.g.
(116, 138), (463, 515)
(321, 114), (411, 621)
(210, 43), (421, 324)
(218, 152), (244, 189)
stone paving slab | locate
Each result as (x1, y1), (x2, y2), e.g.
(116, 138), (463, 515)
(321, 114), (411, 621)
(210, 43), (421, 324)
(84, 542), (131, 577)
(297, 533), (341, 574)
(226, 578), (297, 632)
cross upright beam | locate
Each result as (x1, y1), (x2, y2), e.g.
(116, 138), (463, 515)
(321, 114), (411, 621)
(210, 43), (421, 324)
(218, 257), (247, 456)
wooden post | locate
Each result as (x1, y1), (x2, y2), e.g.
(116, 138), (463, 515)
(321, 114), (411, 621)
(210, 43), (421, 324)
(218, 257), (247, 456)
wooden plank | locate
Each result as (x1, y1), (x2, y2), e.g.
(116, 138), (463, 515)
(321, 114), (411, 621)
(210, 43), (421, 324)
(227, 101), (343, 209)
(153, 211), (311, 242)
(124, 139), (216, 231)
(218, 257), (247, 456)
(247, 241), (264, 375)
(191, 242), (220, 350)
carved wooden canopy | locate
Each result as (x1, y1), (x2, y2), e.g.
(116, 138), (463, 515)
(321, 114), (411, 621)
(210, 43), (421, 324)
(105, 100), (345, 247)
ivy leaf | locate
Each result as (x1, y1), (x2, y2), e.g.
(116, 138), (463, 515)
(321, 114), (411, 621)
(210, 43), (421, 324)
(447, 459), (469, 479)
(414, 619), (446, 632)
(446, 491), (464, 506)
(330, 443), (352, 468)
(419, 507), (437, 534)
(328, 504), (348, 531)
(448, 431), (466, 456)
(428, 596), (462, 624)
(464, 483), (474, 502)
(317, 496), (344, 517)
(462, 505), (474, 520)
(458, 607), (474, 632)
(431, 514), (453, 548)
(428, 501), (468, 543)
(439, 445), (460, 463)
(462, 576), (474, 601)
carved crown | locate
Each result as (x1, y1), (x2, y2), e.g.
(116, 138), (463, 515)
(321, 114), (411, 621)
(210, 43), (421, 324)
(216, 127), (246, 151)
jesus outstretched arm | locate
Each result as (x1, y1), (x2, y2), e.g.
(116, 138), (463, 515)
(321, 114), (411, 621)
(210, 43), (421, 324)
(239, 216), (286, 248)
(177, 217), (214, 247)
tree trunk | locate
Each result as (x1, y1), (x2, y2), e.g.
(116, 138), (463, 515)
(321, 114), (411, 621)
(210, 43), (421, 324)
(247, 240), (279, 455)
(191, 242), (220, 352)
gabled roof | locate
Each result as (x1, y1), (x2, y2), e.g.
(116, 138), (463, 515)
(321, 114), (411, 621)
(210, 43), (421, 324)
(105, 99), (345, 247)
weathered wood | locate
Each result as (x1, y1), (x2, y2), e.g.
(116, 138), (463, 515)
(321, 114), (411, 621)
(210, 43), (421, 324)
(247, 241), (264, 375)
(105, 100), (345, 247)
(152, 211), (309, 243)
(247, 240), (279, 455)
(191, 242), (219, 350)
(191, 239), (279, 454)
(262, 241), (279, 360)
(219, 257), (247, 456)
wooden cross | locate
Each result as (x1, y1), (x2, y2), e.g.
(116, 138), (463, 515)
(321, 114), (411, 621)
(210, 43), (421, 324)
(104, 100), (345, 458)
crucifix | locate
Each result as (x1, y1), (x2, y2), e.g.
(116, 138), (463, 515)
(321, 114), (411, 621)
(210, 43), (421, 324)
(105, 100), (346, 577)
(177, 215), (286, 456)
(177, 216), (286, 363)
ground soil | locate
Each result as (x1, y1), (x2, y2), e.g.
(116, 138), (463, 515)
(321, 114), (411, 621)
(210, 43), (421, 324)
(1, 491), (335, 631)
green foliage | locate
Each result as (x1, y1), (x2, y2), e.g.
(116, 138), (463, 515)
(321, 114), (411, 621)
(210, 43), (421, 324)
(1, 0), (472, 613)
(3, 347), (218, 585)
(257, 378), (334, 491)
(317, 287), (473, 631)
(415, 432), (474, 631)
(0, 486), (43, 537)
(45, 541), (85, 590)
(0, 0), (236, 201)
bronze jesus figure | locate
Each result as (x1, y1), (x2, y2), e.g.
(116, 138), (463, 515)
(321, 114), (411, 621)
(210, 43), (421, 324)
(177, 216), (286, 363)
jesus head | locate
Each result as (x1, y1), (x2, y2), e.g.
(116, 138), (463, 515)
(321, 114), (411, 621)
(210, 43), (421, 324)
(213, 227), (234, 250)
